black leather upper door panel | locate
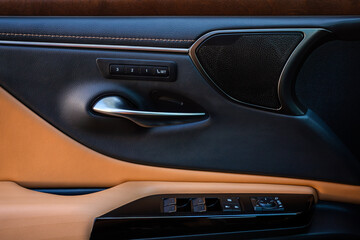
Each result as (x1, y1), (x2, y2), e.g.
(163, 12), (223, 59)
(296, 40), (360, 160)
(1, 17), (360, 48)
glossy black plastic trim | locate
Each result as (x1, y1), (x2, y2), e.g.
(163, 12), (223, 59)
(33, 188), (105, 196)
(96, 58), (177, 82)
(90, 193), (314, 239)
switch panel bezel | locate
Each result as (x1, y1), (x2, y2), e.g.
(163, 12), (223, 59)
(96, 58), (177, 82)
(91, 193), (315, 239)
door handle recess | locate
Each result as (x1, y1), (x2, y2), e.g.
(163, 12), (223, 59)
(92, 96), (206, 127)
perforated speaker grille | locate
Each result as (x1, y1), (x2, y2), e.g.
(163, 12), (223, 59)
(196, 33), (303, 109)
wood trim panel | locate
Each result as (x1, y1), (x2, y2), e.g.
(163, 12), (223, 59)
(0, 0), (360, 16)
(0, 87), (360, 204)
(0, 181), (316, 240)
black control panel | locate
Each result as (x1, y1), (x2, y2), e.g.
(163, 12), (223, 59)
(110, 64), (169, 77)
(97, 58), (176, 81)
(162, 197), (242, 213)
(91, 193), (315, 239)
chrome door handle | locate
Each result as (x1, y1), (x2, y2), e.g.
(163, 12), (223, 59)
(92, 96), (206, 127)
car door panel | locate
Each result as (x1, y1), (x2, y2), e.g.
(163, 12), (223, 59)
(0, 17), (360, 184)
(0, 15), (360, 240)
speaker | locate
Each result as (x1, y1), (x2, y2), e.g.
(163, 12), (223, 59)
(195, 32), (303, 109)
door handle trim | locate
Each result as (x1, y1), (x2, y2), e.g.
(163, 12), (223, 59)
(92, 96), (206, 127)
(93, 96), (206, 117)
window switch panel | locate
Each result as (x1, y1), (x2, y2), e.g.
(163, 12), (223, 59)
(163, 198), (176, 207)
(193, 204), (206, 213)
(163, 205), (177, 213)
(192, 198), (206, 206)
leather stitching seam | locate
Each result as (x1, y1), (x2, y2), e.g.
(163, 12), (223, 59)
(0, 32), (194, 42)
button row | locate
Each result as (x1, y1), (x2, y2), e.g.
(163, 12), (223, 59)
(163, 197), (242, 213)
(110, 64), (169, 77)
(221, 197), (241, 212)
(163, 196), (287, 214)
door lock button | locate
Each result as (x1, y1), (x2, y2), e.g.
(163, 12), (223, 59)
(221, 197), (241, 212)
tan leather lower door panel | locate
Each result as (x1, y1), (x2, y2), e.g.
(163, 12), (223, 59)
(0, 181), (316, 240)
(0, 87), (360, 204)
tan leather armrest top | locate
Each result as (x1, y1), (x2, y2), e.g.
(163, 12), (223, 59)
(0, 181), (316, 240)
(0, 87), (360, 204)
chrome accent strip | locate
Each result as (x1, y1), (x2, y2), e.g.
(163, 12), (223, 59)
(99, 212), (299, 220)
(0, 40), (189, 53)
(188, 28), (331, 115)
(93, 96), (206, 117)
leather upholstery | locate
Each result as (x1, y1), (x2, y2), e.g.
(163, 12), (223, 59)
(0, 87), (359, 205)
(0, 0), (360, 16)
(0, 181), (316, 240)
(1, 17), (360, 48)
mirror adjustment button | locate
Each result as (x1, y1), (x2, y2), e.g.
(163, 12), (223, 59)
(109, 65), (125, 75)
(251, 197), (284, 212)
(192, 197), (206, 206)
(154, 67), (169, 77)
(125, 65), (141, 75)
(193, 204), (206, 213)
(163, 205), (177, 213)
(163, 198), (176, 207)
(141, 66), (155, 76)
